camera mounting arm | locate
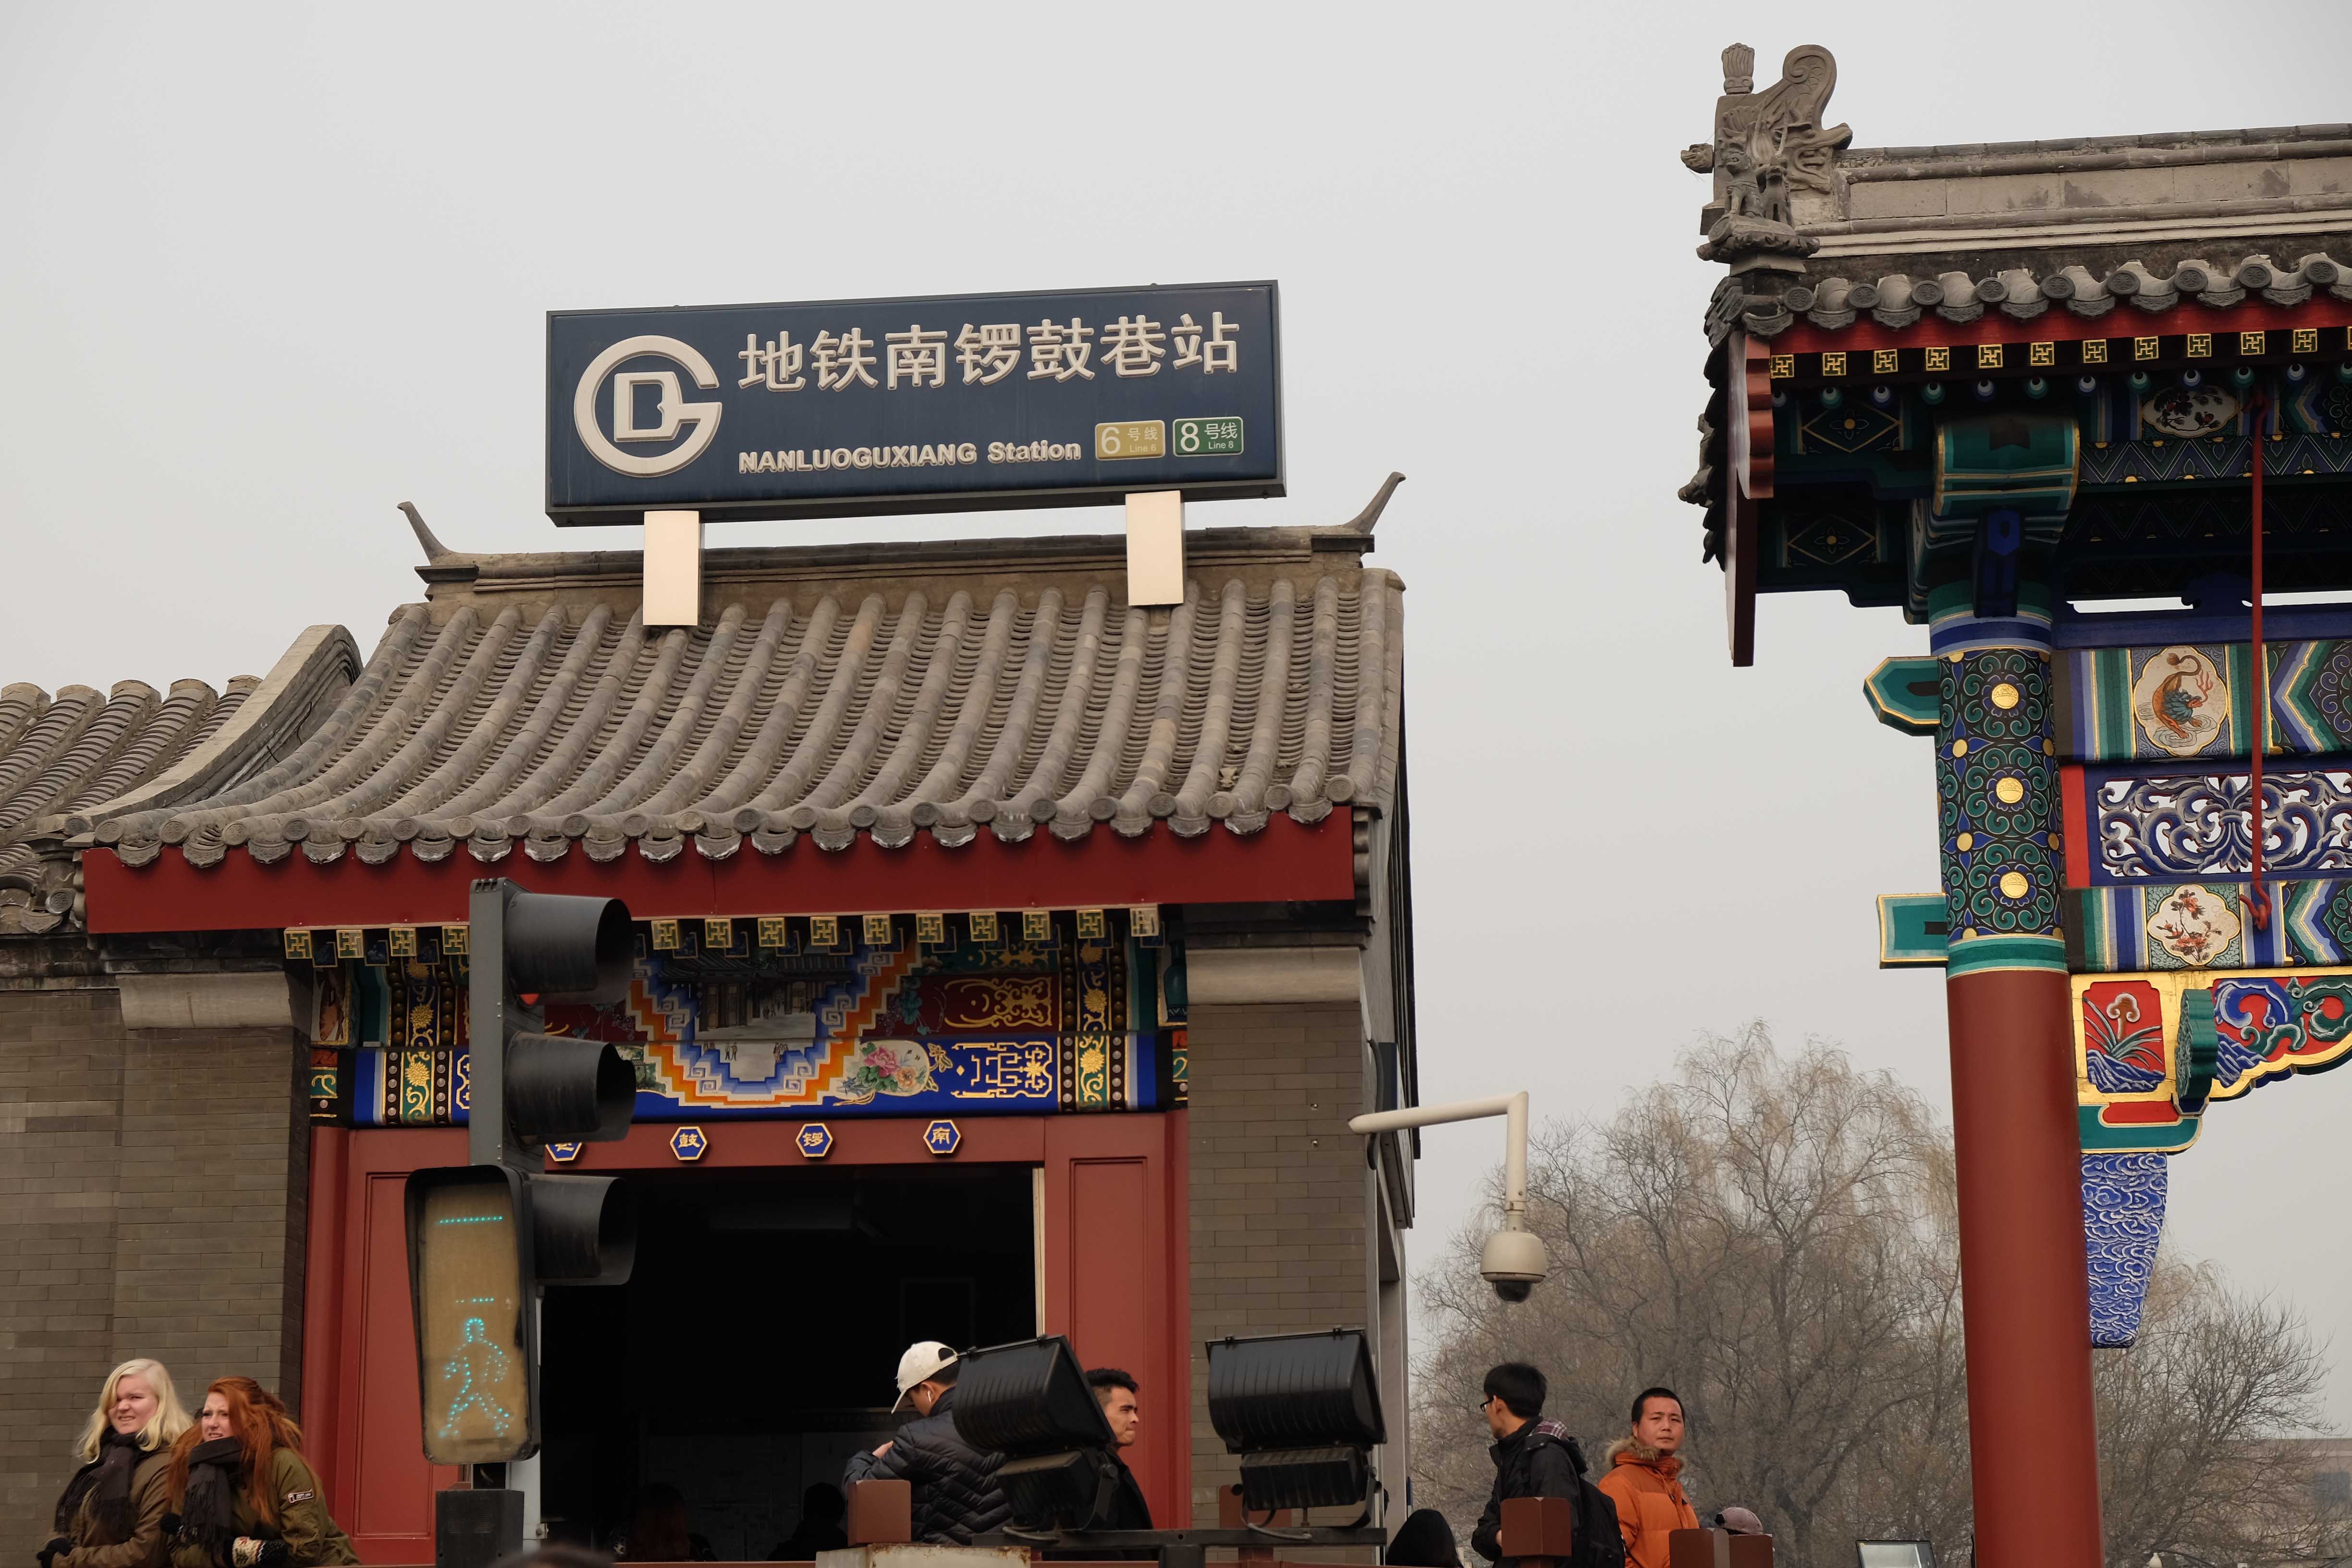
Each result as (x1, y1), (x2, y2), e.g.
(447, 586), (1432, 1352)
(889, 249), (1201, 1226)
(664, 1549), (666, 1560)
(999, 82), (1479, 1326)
(1349, 1092), (1545, 1300)
(1347, 1090), (1530, 1229)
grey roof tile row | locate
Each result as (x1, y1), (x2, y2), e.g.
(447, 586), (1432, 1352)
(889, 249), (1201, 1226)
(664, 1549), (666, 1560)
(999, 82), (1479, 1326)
(0, 678), (255, 931)
(1739, 251), (2352, 337)
(94, 569), (1402, 870)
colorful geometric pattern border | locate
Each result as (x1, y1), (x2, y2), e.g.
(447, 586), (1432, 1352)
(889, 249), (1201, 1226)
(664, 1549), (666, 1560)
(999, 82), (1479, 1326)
(2070, 879), (2352, 971)
(2060, 638), (2352, 762)
(335, 916), (1163, 1126)
(2079, 431), (2352, 488)
(2060, 644), (2257, 761)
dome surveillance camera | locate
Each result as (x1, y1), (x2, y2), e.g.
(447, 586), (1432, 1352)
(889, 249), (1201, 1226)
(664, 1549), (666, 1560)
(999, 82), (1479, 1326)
(1480, 1227), (1548, 1303)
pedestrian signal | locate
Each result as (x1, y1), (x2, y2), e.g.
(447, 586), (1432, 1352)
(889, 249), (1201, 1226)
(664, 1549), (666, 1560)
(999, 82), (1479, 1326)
(406, 1166), (533, 1466)
(405, 880), (640, 1465)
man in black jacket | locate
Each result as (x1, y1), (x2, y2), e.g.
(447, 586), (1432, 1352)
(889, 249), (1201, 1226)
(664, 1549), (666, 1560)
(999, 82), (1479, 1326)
(1084, 1368), (1152, 1530)
(845, 1342), (1009, 1544)
(1469, 1362), (1601, 1568)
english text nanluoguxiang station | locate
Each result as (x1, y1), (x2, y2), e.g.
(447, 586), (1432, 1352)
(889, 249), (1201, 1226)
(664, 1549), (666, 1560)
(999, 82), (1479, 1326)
(1685, 42), (2352, 1568)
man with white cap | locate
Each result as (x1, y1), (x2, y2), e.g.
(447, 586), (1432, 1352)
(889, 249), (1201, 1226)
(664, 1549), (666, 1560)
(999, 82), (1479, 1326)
(844, 1341), (1009, 1544)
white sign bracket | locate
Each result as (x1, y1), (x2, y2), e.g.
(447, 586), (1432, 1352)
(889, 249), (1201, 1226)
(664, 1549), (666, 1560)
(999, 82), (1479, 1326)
(644, 510), (703, 627)
(1125, 490), (1185, 608)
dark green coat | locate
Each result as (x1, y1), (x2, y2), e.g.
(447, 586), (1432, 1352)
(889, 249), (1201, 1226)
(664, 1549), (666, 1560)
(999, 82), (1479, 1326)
(167, 1451), (356, 1568)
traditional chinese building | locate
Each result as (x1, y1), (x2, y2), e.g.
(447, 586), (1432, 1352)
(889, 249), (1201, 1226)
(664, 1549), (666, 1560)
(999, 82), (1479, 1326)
(1683, 43), (2352, 1567)
(0, 501), (1418, 1560)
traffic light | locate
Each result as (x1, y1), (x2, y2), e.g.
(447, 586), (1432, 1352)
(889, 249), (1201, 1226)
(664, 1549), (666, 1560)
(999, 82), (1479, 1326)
(406, 879), (640, 1466)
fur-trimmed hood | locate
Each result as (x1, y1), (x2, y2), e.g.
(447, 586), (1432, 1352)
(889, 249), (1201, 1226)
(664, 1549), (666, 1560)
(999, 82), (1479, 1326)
(1605, 1437), (1683, 1478)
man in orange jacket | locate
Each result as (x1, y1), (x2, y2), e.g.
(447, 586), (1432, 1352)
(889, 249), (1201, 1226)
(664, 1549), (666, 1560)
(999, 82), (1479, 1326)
(1593, 1387), (1698, 1568)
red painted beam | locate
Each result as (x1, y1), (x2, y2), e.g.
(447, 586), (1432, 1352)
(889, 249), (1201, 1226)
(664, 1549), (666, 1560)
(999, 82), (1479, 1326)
(1774, 295), (2352, 355)
(84, 813), (1356, 933)
(2061, 763), (2090, 889)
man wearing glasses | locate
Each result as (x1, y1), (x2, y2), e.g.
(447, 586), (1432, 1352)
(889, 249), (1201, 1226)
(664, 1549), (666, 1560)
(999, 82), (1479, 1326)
(1468, 1363), (1611, 1568)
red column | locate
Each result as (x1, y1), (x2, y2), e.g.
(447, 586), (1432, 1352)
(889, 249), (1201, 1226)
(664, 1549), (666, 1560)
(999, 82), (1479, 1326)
(1947, 970), (2102, 1567)
(299, 1125), (349, 1494)
(1936, 626), (2101, 1566)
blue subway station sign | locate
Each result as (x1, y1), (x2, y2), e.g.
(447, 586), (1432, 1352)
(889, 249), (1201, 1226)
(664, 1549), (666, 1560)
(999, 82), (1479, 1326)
(547, 282), (1282, 525)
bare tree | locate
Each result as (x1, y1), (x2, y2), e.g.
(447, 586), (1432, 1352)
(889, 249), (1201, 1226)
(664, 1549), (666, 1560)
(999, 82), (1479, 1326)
(1411, 1024), (2339, 1568)
(2095, 1260), (2343, 1567)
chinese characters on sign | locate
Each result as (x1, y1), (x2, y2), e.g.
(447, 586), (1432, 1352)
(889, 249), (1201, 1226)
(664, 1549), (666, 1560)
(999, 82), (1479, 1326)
(1096, 421), (1166, 461)
(1174, 417), (1243, 455)
(548, 282), (1281, 523)
(733, 312), (1243, 397)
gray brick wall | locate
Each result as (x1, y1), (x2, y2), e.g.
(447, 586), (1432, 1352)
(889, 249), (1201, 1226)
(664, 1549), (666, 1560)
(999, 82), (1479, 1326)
(0, 986), (307, 1546)
(1185, 998), (1369, 1529)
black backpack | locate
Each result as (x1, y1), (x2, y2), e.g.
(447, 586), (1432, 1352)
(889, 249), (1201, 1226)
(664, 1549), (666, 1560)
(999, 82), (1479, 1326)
(1568, 1475), (1624, 1568)
(1532, 1430), (1624, 1568)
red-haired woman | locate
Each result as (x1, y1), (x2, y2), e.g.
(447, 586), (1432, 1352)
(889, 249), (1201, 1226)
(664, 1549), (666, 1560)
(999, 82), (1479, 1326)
(165, 1379), (355, 1568)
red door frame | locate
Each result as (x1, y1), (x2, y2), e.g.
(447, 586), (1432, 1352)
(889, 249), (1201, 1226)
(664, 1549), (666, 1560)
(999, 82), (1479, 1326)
(302, 1113), (1192, 1561)
(1037, 1109), (1192, 1527)
(301, 1125), (467, 1562)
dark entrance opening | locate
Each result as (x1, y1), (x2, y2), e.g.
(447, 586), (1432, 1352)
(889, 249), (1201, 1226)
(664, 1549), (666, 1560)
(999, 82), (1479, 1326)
(540, 1162), (1036, 1557)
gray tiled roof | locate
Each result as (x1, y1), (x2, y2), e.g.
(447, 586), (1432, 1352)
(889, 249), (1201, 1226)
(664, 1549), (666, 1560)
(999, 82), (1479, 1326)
(1, 626), (362, 932)
(0, 678), (254, 931)
(93, 540), (1403, 870)
(1727, 251), (2352, 339)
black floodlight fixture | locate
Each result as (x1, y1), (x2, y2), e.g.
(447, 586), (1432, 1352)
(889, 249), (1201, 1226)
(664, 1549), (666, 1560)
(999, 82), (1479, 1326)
(952, 1335), (1122, 1532)
(1206, 1329), (1386, 1512)
(1856, 1543), (1936, 1568)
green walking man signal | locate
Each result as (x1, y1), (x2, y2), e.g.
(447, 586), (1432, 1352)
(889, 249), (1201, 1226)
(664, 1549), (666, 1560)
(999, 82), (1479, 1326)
(404, 879), (640, 1467)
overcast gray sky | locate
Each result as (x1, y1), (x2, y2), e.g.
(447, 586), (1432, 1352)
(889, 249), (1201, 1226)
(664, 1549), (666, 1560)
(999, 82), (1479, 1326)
(8, 1), (2352, 1421)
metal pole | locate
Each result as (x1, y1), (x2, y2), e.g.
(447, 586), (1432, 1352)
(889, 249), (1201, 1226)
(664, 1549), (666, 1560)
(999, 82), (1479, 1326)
(1348, 1091), (1531, 1220)
(1504, 1090), (1527, 1222)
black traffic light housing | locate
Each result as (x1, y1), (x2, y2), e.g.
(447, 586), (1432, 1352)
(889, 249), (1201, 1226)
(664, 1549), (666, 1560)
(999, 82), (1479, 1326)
(468, 881), (636, 1167)
(406, 880), (640, 1469)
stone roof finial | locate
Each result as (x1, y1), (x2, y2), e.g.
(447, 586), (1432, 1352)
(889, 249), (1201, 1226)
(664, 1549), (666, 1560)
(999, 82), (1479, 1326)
(399, 501), (454, 563)
(1721, 43), (1754, 95)
(1687, 44), (1848, 274)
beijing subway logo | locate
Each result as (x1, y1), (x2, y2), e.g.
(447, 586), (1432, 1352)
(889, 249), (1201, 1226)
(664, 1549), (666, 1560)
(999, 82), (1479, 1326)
(573, 335), (723, 478)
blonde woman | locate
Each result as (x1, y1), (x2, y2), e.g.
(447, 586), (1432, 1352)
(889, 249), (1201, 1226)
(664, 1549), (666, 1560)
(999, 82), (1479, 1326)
(40, 1359), (193, 1568)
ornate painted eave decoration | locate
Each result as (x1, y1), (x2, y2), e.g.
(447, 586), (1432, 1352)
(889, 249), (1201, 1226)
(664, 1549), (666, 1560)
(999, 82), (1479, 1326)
(1678, 47), (2352, 652)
